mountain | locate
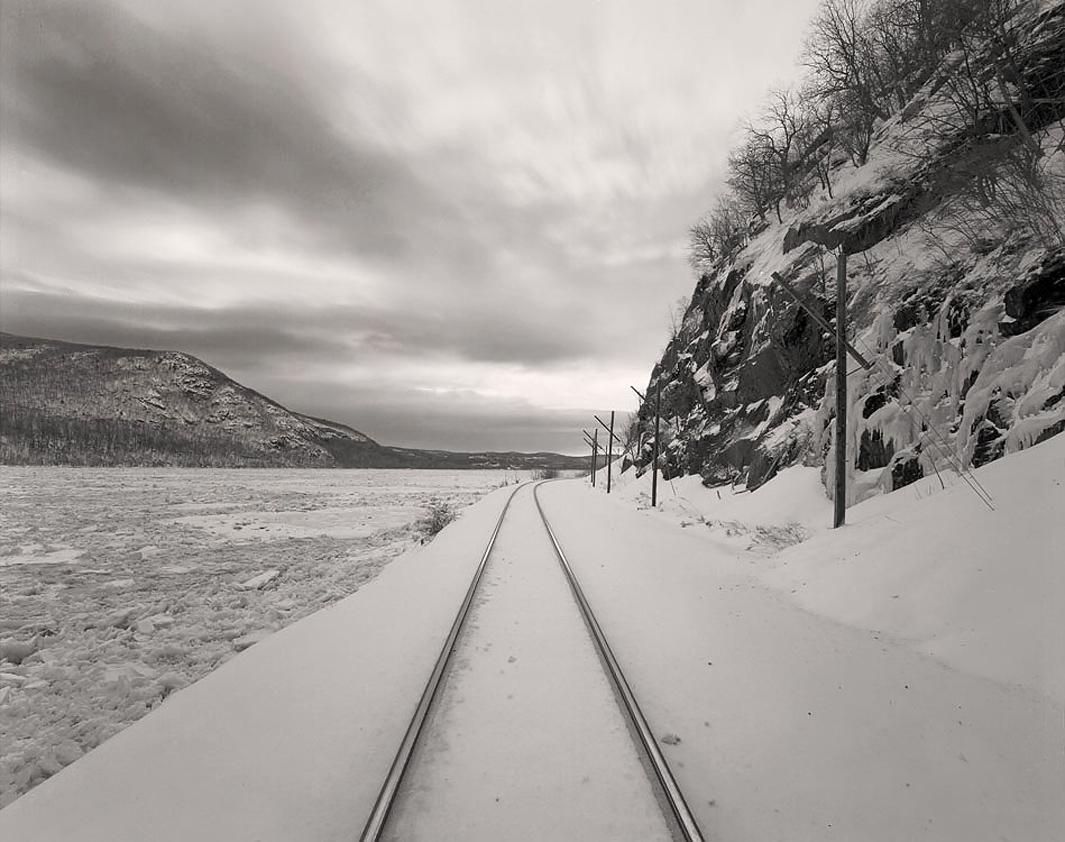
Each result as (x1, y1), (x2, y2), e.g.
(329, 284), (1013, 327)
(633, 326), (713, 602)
(0, 333), (588, 471)
(633, 0), (1065, 504)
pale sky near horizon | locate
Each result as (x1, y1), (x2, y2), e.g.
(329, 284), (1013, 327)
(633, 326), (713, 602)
(1, 0), (821, 453)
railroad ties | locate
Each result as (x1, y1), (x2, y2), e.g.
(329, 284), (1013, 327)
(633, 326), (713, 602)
(359, 481), (705, 842)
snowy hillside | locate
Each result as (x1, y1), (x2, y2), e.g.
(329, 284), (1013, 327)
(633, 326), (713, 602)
(0, 333), (590, 471)
(0, 332), (380, 467)
(635, 0), (1065, 503)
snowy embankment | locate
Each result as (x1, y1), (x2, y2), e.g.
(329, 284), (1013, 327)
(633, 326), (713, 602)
(568, 436), (1063, 840)
(0, 486), (516, 840)
(0, 468), (507, 805)
(607, 433), (1064, 700)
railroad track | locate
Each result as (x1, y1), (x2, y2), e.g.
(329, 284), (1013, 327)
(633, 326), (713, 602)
(359, 481), (705, 842)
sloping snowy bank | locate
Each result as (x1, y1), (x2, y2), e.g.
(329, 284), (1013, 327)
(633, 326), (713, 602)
(548, 436), (1064, 840)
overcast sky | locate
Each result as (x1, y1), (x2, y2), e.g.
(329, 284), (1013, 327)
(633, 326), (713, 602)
(1, 0), (819, 453)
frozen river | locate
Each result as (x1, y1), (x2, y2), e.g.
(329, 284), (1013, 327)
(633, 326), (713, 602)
(0, 466), (516, 806)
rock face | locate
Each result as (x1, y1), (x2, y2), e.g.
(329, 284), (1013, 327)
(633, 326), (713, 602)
(635, 4), (1065, 502)
(0, 333), (591, 471)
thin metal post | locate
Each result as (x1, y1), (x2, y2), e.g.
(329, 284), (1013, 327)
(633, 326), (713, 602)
(652, 381), (660, 508)
(834, 250), (848, 528)
(606, 411), (615, 494)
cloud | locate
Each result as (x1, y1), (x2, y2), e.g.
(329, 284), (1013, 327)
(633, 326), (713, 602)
(259, 380), (615, 454)
(0, 0), (452, 261)
(1, 0), (822, 452)
(0, 282), (603, 368)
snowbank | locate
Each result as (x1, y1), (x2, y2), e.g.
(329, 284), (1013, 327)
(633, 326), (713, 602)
(766, 430), (1065, 701)
(543, 439), (1064, 840)
(608, 432), (1064, 700)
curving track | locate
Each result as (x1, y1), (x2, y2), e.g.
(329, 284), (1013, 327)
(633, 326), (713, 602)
(359, 481), (705, 842)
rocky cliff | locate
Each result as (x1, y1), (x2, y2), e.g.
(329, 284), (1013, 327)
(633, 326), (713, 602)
(635, 2), (1065, 503)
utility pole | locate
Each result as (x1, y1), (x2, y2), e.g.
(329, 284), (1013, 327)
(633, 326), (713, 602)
(770, 267), (870, 529)
(630, 383), (663, 508)
(582, 430), (597, 486)
(591, 428), (598, 487)
(607, 411), (615, 493)
(652, 381), (660, 508)
(593, 413), (623, 494)
(833, 250), (848, 528)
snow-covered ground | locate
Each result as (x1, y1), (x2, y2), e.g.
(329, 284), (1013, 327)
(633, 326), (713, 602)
(0, 467), (514, 807)
(582, 435), (1063, 839)
(1, 439), (1060, 839)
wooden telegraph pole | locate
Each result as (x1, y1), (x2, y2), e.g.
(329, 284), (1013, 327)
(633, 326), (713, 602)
(593, 413), (622, 494)
(833, 250), (848, 528)
(591, 428), (599, 487)
(582, 429), (597, 486)
(652, 381), (661, 508)
(607, 411), (615, 493)
(770, 261), (870, 528)
(629, 384), (662, 508)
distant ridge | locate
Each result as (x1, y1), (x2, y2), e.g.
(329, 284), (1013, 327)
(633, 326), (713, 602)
(0, 332), (588, 470)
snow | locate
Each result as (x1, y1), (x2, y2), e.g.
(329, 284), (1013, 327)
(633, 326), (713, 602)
(384, 485), (672, 841)
(0, 486), (520, 840)
(0, 547), (85, 567)
(962, 309), (1065, 458)
(612, 433), (1064, 697)
(0, 467), (512, 806)
(765, 431), (1065, 700)
(235, 570), (281, 591)
(542, 436), (1064, 840)
(608, 462), (828, 553)
(1, 439), (1060, 839)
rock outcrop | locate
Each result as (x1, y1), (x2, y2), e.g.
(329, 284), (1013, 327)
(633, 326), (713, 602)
(635, 3), (1065, 502)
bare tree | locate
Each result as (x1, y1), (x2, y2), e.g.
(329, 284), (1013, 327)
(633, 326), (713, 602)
(687, 218), (716, 270)
(898, 0), (1062, 247)
(707, 194), (750, 256)
(803, 0), (887, 165)
(748, 87), (813, 216)
(797, 91), (839, 198)
(667, 296), (690, 343)
(727, 134), (779, 222)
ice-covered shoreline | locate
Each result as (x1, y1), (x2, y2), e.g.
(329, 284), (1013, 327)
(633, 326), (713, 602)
(0, 467), (512, 806)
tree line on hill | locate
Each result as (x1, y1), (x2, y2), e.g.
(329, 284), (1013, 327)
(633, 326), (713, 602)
(0, 404), (325, 467)
(688, 0), (1065, 270)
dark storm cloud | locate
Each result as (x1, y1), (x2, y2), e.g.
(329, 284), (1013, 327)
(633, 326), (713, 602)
(0, 0), (446, 259)
(0, 285), (603, 369)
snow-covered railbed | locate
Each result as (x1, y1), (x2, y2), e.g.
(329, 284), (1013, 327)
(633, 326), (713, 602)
(383, 484), (673, 841)
(0, 467), (511, 807)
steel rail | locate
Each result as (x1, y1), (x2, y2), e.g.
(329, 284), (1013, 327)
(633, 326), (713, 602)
(358, 483), (524, 842)
(533, 481), (706, 842)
